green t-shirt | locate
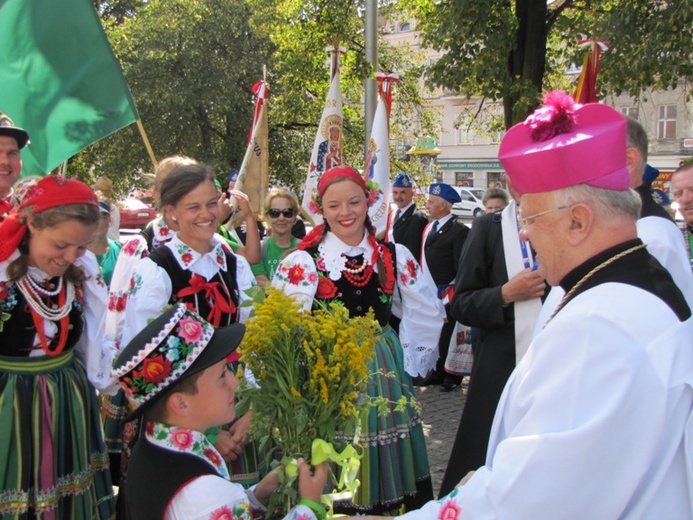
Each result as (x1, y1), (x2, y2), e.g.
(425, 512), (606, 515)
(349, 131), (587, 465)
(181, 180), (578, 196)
(251, 236), (298, 280)
(96, 239), (122, 286)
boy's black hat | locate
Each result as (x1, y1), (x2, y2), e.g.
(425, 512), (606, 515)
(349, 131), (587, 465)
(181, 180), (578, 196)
(113, 304), (245, 421)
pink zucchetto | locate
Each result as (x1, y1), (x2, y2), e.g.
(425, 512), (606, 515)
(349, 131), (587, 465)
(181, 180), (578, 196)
(498, 90), (629, 195)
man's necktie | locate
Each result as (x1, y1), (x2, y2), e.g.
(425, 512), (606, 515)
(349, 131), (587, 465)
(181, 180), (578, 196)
(426, 220), (439, 245)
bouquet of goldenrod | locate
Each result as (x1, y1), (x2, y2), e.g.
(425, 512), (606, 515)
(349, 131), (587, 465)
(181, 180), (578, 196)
(237, 287), (378, 518)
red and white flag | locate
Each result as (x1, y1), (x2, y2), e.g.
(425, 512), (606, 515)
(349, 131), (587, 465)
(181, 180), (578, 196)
(366, 74), (398, 238)
(302, 51), (344, 226)
(230, 80), (270, 227)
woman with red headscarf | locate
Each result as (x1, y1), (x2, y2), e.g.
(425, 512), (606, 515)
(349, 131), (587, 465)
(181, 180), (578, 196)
(272, 166), (443, 515)
(0, 175), (117, 519)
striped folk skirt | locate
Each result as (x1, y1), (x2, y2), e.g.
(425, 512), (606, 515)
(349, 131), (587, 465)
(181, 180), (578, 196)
(333, 326), (434, 515)
(0, 351), (115, 519)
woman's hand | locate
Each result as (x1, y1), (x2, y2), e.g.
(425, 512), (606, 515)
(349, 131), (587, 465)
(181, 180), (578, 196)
(228, 190), (254, 220)
(218, 192), (235, 224)
(229, 411), (253, 450)
(214, 429), (243, 462)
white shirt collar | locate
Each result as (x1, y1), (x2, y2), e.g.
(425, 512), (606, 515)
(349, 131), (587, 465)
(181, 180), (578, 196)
(169, 233), (229, 273)
(319, 231), (375, 281)
(435, 213), (454, 227)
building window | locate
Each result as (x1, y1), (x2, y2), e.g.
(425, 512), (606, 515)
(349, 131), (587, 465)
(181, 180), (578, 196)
(488, 172), (506, 189)
(489, 130), (503, 144)
(621, 106), (639, 120)
(657, 105), (677, 140)
(457, 127), (473, 145)
(400, 22), (411, 32)
(456, 172), (473, 186)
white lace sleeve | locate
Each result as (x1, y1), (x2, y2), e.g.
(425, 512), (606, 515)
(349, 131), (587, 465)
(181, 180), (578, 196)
(393, 244), (445, 377)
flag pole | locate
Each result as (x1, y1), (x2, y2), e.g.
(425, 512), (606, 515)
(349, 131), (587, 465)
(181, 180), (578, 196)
(136, 120), (158, 169)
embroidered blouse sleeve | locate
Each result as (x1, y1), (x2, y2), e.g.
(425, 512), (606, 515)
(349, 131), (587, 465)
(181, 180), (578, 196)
(120, 256), (173, 348)
(105, 235), (149, 349)
(73, 251), (119, 394)
(271, 249), (318, 311)
(393, 243), (445, 378)
(234, 253), (257, 323)
(165, 476), (317, 520)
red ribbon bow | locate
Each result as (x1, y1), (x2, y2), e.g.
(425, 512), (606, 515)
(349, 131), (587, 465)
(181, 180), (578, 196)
(177, 275), (236, 327)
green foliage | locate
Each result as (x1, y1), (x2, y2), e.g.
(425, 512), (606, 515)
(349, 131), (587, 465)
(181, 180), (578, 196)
(77, 0), (273, 192)
(77, 0), (436, 196)
(400, 0), (693, 127)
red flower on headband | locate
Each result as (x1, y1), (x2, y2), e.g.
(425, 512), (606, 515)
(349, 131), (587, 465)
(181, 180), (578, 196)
(135, 355), (173, 384)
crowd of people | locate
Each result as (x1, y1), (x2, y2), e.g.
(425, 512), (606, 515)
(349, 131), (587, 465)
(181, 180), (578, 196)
(1, 89), (692, 520)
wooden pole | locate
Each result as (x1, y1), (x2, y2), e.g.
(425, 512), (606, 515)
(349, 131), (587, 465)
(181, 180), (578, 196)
(136, 120), (158, 169)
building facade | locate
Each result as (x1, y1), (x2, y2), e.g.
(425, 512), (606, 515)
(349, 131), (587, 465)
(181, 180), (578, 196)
(382, 19), (693, 194)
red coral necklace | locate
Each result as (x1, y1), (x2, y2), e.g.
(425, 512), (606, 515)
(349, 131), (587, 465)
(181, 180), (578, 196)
(342, 255), (374, 287)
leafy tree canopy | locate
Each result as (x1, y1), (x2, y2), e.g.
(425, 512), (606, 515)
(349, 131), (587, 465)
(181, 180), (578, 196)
(398, 0), (693, 127)
(77, 0), (436, 196)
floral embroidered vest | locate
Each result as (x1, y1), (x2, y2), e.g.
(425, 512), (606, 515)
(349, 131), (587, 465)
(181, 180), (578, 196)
(304, 242), (395, 327)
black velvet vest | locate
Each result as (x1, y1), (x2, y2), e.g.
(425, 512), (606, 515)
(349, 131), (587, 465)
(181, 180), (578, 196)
(0, 277), (83, 356)
(304, 242), (396, 327)
(125, 435), (217, 520)
(147, 246), (240, 326)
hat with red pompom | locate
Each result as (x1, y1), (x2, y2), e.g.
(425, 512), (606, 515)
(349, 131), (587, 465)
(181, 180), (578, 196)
(498, 91), (629, 196)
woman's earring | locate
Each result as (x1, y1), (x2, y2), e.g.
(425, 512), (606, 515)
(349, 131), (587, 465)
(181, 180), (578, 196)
(171, 216), (178, 222)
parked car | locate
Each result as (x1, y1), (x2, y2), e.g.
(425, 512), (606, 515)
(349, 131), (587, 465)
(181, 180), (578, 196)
(451, 187), (486, 218)
(119, 198), (157, 230)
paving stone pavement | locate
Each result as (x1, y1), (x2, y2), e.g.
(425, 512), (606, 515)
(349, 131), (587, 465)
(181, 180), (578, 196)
(414, 377), (469, 498)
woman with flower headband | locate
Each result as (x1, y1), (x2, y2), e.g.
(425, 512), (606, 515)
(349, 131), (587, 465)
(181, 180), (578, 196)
(272, 165), (443, 515)
(117, 163), (261, 501)
(0, 175), (117, 519)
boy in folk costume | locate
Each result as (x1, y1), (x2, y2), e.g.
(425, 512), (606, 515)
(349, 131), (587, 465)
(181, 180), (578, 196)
(114, 305), (327, 520)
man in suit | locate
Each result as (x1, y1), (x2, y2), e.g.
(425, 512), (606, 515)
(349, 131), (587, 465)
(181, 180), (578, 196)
(438, 178), (545, 496)
(389, 173), (428, 263)
(421, 183), (470, 391)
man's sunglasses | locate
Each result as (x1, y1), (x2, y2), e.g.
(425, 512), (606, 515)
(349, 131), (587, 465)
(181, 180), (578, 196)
(268, 208), (295, 219)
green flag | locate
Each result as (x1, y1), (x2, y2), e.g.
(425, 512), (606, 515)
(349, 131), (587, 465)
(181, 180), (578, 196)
(0, 0), (139, 176)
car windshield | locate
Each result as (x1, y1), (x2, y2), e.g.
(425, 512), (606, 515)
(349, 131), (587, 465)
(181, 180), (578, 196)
(120, 198), (149, 210)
